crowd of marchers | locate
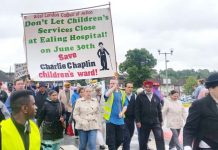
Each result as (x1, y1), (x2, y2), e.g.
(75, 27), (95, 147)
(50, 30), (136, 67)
(0, 72), (218, 150)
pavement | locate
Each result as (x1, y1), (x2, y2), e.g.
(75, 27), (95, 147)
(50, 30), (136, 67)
(60, 127), (184, 150)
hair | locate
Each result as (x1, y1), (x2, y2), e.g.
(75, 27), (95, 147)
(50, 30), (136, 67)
(10, 90), (33, 114)
(125, 82), (133, 87)
(48, 90), (57, 96)
(98, 42), (103, 46)
(169, 90), (179, 95)
(198, 79), (205, 84)
(205, 82), (218, 89)
(78, 87), (84, 94)
(14, 78), (24, 85)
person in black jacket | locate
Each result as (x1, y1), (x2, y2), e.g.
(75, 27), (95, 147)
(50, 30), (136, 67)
(35, 82), (48, 118)
(0, 81), (8, 103)
(183, 73), (218, 150)
(122, 82), (136, 150)
(135, 80), (165, 150)
(37, 90), (65, 150)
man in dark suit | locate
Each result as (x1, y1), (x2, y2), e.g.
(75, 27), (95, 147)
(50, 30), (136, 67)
(123, 82), (136, 150)
(135, 80), (165, 150)
(183, 72), (218, 150)
(97, 42), (110, 71)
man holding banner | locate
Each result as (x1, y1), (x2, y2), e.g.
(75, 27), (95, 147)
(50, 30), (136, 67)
(104, 79), (128, 150)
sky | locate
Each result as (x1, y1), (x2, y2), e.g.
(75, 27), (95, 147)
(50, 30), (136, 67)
(1, 0), (218, 73)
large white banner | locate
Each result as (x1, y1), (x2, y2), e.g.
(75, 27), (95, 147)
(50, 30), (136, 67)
(14, 63), (28, 79)
(23, 7), (116, 81)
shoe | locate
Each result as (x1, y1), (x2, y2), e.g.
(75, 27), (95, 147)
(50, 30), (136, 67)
(99, 145), (106, 149)
(105, 68), (109, 70)
(100, 68), (104, 71)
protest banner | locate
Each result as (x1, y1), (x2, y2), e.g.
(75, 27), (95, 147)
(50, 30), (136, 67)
(22, 5), (117, 81)
(14, 63), (28, 79)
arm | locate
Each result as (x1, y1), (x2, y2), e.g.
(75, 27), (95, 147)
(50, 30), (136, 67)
(37, 104), (46, 127)
(73, 100), (85, 124)
(4, 97), (11, 113)
(135, 95), (142, 126)
(104, 48), (110, 55)
(183, 101), (201, 147)
(0, 102), (10, 119)
(119, 97), (128, 117)
(162, 100), (168, 121)
(157, 97), (163, 123)
(97, 50), (100, 57)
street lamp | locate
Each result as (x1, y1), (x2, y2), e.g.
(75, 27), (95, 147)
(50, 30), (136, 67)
(158, 49), (173, 93)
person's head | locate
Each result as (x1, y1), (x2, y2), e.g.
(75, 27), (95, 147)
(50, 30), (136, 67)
(153, 82), (160, 89)
(169, 90), (179, 101)
(10, 90), (37, 119)
(78, 87), (85, 98)
(48, 90), (58, 101)
(95, 86), (102, 95)
(198, 79), (204, 85)
(64, 82), (71, 91)
(38, 82), (46, 93)
(136, 88), (144, 95)
(125, 82), (133, 95)
(109, 79), (119, 89)
(14, 78), (25, 91)
(98, 42), (103, 48)
(143, 80), (153, 93)
(84, 86), (93, 100)
(205, 73), (218, 98)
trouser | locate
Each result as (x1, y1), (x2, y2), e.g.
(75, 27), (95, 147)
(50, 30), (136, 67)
(139, 123), (165, 150)
(78, 130), (97, 150)
(169, 129), (182, 150)
(100, 56), (107, 69)
(65, 111), (71, 133)
(123, 118), (135, 150)
(106, 123), (124, 150)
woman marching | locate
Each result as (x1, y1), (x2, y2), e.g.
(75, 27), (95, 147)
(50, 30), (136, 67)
(162, 90), (187, 150)
(73, 86), (100, 150)
(37, 90), (65, 150)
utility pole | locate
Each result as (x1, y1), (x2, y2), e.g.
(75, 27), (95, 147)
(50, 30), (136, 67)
(158, 49), (173, 93)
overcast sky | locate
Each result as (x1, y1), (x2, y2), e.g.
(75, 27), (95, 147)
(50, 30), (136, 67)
(1, 0), (218, 72)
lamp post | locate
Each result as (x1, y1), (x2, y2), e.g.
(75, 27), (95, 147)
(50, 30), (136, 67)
(158, 49), (173, 93)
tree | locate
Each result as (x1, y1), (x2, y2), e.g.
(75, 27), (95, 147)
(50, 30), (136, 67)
(183, 76), (197, 95)
(119, 48), (157, 87)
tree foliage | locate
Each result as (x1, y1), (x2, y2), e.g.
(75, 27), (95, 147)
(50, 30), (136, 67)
(183, 76), (197, 95)
(119, 48), (157, 87)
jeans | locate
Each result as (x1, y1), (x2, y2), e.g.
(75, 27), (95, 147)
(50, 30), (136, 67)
(106, 123), (124, 150)
(169, 129), (182, 150)
(78, 130), (97, 150)
(139, 123), (165, 150)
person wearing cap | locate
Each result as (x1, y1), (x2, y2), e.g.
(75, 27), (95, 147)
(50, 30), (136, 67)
(183, 73), (218, 150)
(35, 82), (48, 118)
(0, 81), (8, 103)
(135, 80), (165, 150)
(0, 90), (40, 150)
(58, 81), (73, 134)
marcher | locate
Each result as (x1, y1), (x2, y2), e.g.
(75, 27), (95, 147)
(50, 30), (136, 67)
(37, 90), (65, 150)
(5, 78), (25, 113)
(97, 42), (110, 71)
(104, 79), (128, 150)
(71, 83), (82, 108)
(123, 82), (136, 150)
(135, 80), (165, 150)
(73, 86), (100, 150)
(162, 90), (187, 150)
(94, 85), (106, 149)
(58, 81), (73, 134)
(0, 100), (10, 122)
(0, 81), (8, 103)
(69, 87), (85, 137)
(0, 90), (40, 150)
(35, 82), (48, 118)
(183, 73), (218, 150)
(192, 79), (205, 99)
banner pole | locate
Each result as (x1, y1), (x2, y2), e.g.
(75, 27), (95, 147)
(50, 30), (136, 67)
(109, 2), (118, 73)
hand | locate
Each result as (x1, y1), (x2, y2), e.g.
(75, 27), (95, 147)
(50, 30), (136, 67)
(59, 116), (64, 123)
(119, 112), (123, 118)
(136, 122), (141, 128)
